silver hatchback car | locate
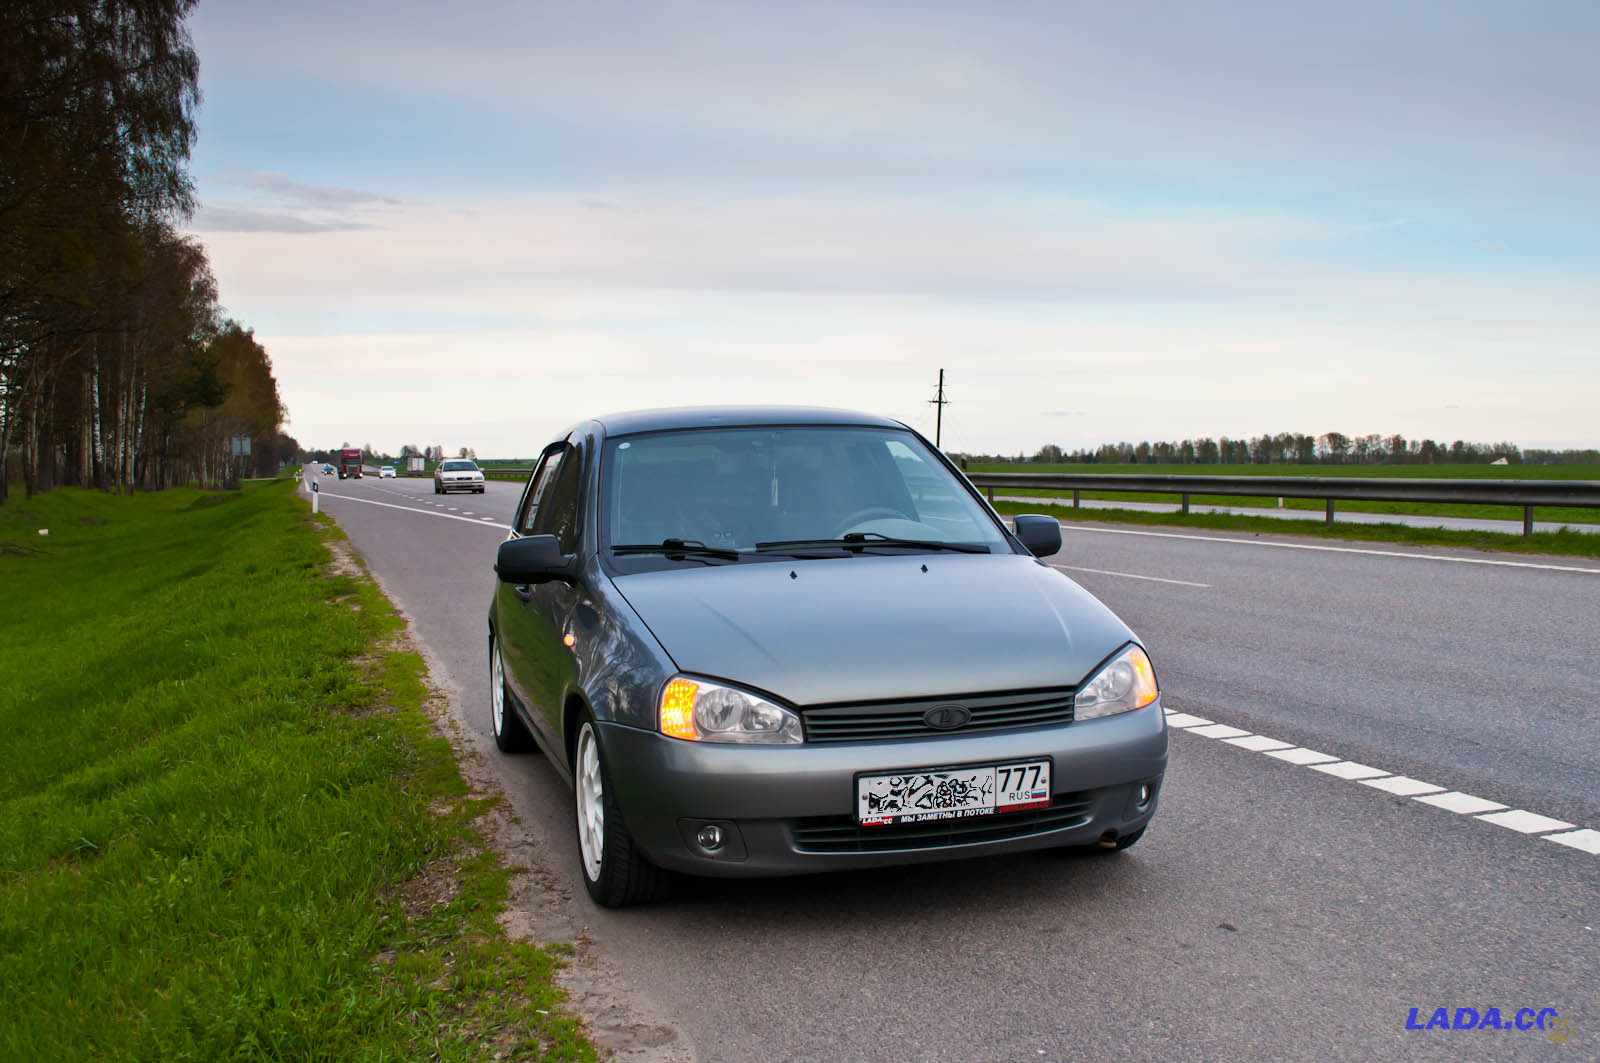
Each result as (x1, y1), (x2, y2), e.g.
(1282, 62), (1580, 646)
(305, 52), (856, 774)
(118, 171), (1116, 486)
(488, 407), (1167, 907)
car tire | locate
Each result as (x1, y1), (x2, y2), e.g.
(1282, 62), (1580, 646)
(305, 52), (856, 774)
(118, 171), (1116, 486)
(489, 633), (533, 753)
(574, 717), (669, 908)
(434, 482), (441, 494)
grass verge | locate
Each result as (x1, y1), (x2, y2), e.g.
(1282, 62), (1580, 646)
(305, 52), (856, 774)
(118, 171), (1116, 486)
(992, 499), (1600, 560)
(0, 481), (594, 1061)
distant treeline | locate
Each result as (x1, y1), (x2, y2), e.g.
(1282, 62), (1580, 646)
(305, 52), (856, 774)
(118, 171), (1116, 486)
(959, 433), (1599, 466)
(1, 0), (290, 501)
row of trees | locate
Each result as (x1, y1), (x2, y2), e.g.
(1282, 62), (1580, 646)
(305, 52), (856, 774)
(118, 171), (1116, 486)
(966, 434), (1596, 467)
(2, 0), (286, 501)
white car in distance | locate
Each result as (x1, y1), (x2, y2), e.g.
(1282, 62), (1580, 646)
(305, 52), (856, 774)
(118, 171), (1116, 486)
(434, 459), (486, 494)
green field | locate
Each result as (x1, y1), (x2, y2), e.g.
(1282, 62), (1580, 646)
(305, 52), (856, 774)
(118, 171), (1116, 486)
(0, 482), (592, 1061)
(967, 463), (1600, 527)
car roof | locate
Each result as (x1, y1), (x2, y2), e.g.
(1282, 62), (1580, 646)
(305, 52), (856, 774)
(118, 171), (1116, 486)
(591, 405), (906, 437)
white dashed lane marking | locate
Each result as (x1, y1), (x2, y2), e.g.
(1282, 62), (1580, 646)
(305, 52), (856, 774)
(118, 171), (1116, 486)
(1266, 747), (1338, 765)
(1166, 709), (1594, 858)
(1415, 792), (1507, 815)
(1478, 810), (1574, 834)
(1226, 735), (1293, 752)
(1190, 723), (1249, 739)
(1545, 830), (1600, 854)
(1360, 775), (1444, 796)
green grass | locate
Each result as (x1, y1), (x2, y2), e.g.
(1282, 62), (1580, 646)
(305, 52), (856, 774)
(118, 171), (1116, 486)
(0, 482), (594, 1061)
(992, 499), (1600, 559)
(968, 463), (1600, 526)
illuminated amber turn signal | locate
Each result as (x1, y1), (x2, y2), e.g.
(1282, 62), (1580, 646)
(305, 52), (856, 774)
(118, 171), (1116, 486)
(660, 678), (699, 739)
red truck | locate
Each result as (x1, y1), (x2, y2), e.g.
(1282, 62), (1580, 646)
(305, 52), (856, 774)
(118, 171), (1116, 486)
(338, 448), (363, 479)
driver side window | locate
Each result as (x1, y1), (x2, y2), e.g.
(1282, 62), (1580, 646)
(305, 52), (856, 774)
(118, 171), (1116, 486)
(532, 444), (583, 553)
(517, 447), (566, 536)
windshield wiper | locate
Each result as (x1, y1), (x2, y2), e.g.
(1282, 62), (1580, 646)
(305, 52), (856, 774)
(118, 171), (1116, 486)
(755, 533), (990, 555)
(611, 538), (741, 562)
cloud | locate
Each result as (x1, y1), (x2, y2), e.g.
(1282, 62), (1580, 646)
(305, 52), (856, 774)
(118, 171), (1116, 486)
(193, 207), (379, 233)
(213, 168), (400, 208)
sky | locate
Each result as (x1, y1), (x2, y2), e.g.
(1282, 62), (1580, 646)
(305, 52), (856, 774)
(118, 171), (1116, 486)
(183, 0), (1600, 458)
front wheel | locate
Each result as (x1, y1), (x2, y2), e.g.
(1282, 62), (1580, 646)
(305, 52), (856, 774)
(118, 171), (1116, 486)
(574, 719), (668, 907)
(489, 634), (533, 752)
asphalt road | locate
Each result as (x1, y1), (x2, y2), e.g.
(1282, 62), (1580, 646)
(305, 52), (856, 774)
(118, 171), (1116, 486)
(305, 469), (1598, 1062)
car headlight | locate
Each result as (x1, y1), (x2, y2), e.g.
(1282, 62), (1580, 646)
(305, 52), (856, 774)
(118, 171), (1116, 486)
(659, 676), (803, 744)
(1074, 644), (1158, 721)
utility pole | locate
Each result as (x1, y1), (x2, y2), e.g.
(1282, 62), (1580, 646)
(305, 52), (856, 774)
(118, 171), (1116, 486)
(929, 368), (949, 448)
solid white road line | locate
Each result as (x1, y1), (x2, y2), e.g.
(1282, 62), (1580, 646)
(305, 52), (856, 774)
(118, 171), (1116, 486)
(1050, 563), (1210, 588)
(310, 491), (511, 530)
(1057, 524), (1600, 575)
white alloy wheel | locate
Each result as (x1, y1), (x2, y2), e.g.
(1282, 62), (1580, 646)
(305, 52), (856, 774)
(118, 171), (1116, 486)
(576, 723), (605, 883)
(488, 633), (531, 753)
(490, 639), (506, 736)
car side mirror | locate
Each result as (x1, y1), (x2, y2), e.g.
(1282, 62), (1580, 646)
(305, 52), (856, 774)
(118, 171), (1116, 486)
(1012, 515), (1061, 558)
(496, 534), (579, 584)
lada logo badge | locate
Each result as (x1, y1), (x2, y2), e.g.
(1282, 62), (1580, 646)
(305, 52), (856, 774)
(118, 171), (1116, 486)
(924, 704), (971, 730)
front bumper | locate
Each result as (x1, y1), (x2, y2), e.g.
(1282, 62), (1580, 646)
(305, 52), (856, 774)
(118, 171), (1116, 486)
(598, 700), (1168, 877)
(438, 479), (484, 492)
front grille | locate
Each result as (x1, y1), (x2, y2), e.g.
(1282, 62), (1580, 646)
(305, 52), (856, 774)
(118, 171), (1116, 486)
(791, 792), (1094, 853)
(801, 687), (1075, 743)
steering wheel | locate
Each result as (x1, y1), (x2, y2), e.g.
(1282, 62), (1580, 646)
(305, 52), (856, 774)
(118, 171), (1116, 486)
(832, 506), (908, 536)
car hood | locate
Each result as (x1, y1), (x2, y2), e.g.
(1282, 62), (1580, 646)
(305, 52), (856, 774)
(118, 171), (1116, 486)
(610, 553), (1134, 705)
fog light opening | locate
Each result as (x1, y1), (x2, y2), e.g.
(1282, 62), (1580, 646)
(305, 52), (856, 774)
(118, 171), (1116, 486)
(1137, 783), (1152, 807)
(696, 825), (725, 851)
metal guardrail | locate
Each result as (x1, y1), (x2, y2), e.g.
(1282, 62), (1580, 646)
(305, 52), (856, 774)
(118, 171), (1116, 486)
(966, 472), (1600, 536)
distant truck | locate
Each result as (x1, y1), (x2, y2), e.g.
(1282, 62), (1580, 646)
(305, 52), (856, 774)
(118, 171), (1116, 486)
(338, 448), (363, 479)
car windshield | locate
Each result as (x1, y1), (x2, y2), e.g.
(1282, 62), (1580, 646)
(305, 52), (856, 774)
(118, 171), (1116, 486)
(441, 460), (478, 471)
(600, 425), (1008, 568)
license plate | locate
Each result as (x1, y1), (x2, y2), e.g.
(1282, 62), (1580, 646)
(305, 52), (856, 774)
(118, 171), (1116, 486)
(857, 760), (1051, 826)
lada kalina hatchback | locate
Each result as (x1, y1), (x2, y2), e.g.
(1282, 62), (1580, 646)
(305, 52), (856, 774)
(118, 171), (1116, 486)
(487, 407), (1167, 906)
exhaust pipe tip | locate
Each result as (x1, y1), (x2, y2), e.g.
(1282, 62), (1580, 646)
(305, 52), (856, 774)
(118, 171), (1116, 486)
(1097, 831), (1120, 849)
